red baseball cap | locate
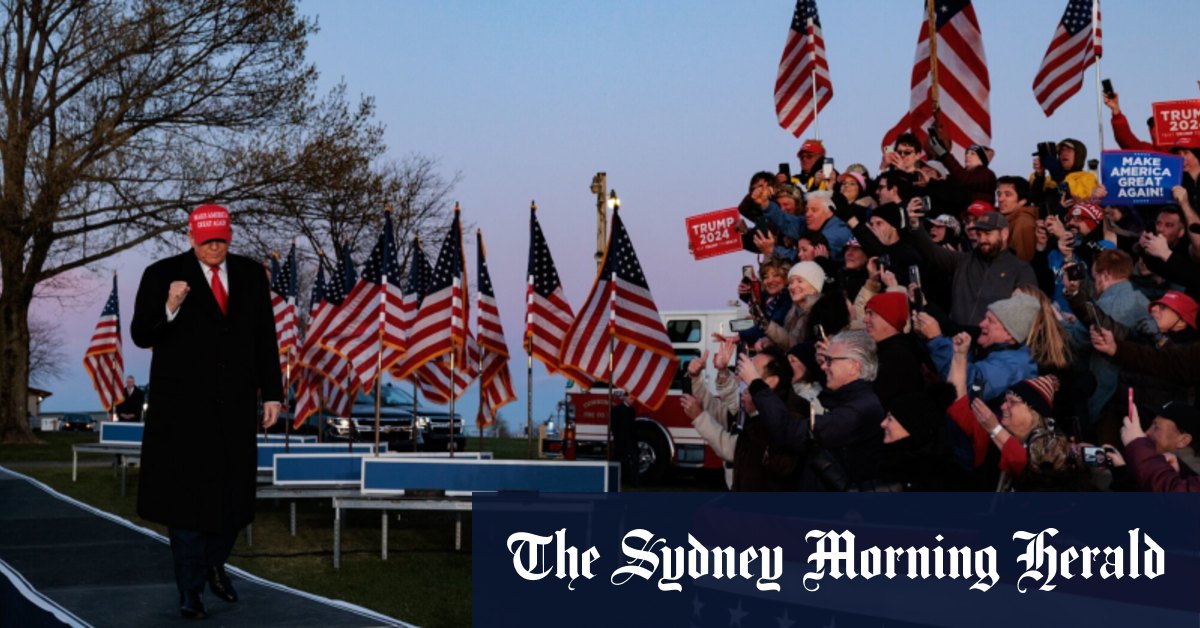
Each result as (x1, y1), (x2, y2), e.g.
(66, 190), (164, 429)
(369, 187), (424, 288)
(798, 139), (825, 156)
(189, 204), (232, 244)
(1150, 290), (1198, 329)
(964, 200), (993, 218)
(1068, 202), (1103, 231)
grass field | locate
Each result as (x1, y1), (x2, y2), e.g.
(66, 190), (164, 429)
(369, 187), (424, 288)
(2, 432), (722, 627)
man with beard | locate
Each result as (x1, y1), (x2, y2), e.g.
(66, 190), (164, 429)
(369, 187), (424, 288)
(907, 208), (1037, 333)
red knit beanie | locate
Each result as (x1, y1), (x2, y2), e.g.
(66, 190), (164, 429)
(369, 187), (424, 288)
(866, 292), (909, 334)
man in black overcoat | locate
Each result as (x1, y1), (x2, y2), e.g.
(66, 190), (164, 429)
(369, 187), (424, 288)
(131, 204), (282, 619)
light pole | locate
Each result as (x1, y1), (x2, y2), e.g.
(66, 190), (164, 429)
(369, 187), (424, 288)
(590, 172), (607, 268)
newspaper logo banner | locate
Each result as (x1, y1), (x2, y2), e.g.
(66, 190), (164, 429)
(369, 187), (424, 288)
(1100, 150), (1183, 205)
(685, 207), (742, 260)
(1152, 99), (1200, 148)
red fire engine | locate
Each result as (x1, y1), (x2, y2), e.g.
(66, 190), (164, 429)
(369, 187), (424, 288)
(562, 308), (748, 483)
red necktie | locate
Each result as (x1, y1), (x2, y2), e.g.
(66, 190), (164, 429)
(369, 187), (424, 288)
(209, 265), (228, 315)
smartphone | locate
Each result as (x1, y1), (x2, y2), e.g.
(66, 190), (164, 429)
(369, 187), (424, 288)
(816, 324), (827, 342)
(1127, 387), (1135, 422)
(1101, 78), (1114, 98)
(909, 265), (922, 288)
(921, 196), (932, 213)
(1085, 302), (1109, 331)
(822, 158), (834, 178)
(1065, 264), (1085, 282)
(1081, 445), (1109, 467)
(741, 265), (755, 281)
(680, 376), (692, 396)
(884, 145), (894, 155)
(778, 162), (791, 178)
(911, 287), (925, 313)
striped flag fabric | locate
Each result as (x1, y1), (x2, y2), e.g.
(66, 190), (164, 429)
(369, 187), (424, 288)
(391, 208), (466, 380)
(83, 275), (125, 411)
(321, 210), (407, 390)
(526, 207), (583, 380)
(558, 210), (678, 410)
(774, 0), (832, 139)
(292, 247), (358, 429)
(1033, 0), (1101, 117)
(269, 243), (298, 388)
(881, 0), (990, 160)
(387, 236), (477, 405)
(475, 230), (516, 427)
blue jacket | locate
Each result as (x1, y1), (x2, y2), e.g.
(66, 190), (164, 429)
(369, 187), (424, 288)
(738, 291), (790, 345)
(1065, 280), (1152, 420)
(763, 204), (853, 262)
(928, 336), (1037, 402)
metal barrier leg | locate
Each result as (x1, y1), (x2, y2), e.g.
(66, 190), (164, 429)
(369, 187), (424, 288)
(72, 449), (78, 482)
(455, 512), (462, 551)
(246, 524), (253, 547)
(381, 512), (388, 561)
(333, 506), (341, 570)
(120, 460), (127, 497)
(290, 502), (297, 536)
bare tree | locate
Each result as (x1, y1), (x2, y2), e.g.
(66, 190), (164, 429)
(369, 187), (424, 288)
(27, 316), (65, 386)
(234, 83), (459, 284)
(0, 0), (320, 442)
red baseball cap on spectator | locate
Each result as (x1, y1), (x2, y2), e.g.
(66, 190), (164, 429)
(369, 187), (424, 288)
(189, 204), (232, 244)
(964, 200), (993, 219)
(1150, 290), (1198, 329)
(798, 139), (825, 156)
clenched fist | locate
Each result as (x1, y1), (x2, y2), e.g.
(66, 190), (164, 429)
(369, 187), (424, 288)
(167, 281), (190, 313)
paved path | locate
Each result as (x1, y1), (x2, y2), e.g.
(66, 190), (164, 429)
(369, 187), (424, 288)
(0, 466), (412, 627)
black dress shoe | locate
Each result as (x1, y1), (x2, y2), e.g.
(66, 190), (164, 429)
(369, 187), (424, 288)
(207, 565), (238, 603)
(179, 590), (207, 619)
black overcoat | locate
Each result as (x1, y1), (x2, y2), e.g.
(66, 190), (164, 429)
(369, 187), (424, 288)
(131, 250), (282, 532)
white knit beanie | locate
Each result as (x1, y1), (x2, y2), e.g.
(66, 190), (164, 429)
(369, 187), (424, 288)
(787, 261), (826, 294)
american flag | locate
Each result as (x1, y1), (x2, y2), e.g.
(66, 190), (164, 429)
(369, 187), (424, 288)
(269, 243), (298, 390)
(292, 247), (358, 429)
(320, 211), (407, 391)
(391, 209), (466, 380)
(882, 0), (990, 160)
(558, 210), (678, 410)
(1033, 0), (1101, 116)
(526, 207), (583, 380)
(774, 0), (832, 139)
(476, 231), (516, 428)
(387, 236), (477, 405)
(83, 275), (125, 411)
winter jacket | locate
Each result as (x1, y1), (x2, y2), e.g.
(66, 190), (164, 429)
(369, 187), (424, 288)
(850, 218), (923, 287)
(928, 338), (1037, 403)
(910, 224), (1038, 328)
(874, 334), (930, 409)
(1125, 437), (1200, 492)
(1066, 281), (1152, 420)
(937, 151), (997, 203)
(1110, 113), (1161, 152)
(738, 290), (790, 346)
(763, 204), (853, 262)
(1005, 204), (1040, 263)
(764, 293), (820, 350)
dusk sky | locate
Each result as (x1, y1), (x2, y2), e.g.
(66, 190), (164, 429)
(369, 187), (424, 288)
(39, 1), (1197, 433)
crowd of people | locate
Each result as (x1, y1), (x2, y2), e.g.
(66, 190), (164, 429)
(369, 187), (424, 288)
(679, 99), (1200, 492)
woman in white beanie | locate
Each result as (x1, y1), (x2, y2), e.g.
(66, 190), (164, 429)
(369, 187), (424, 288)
(758, 261), (826, 350)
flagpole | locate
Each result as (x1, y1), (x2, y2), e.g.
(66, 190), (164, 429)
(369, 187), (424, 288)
(526, 201), (537, 460)
(283, 361), (291, 453)
(1093, 0), (1104, 153)
(807, 17), (819, 140)
(606, 271), (616, 463)
(448, 339), (457, 459)
(926, 0), (940, 113)
(475, 234), (485, 456)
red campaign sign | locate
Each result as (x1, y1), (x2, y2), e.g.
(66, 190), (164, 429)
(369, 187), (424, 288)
(1151, 99), (1200, 148)
(684, 207), (742, 260)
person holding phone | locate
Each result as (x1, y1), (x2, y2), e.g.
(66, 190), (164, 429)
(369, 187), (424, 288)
(736, 258), (791, 347)
(1101, 86), (1165, 153)
(795, 138), (833, 193)
(1063, 249), (1153, 431)
(1121, 403), (1200, 492)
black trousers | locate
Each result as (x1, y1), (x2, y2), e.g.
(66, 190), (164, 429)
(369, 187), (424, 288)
(168, 528), (238, 594)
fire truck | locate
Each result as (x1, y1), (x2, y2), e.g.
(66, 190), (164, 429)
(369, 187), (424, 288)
(563, 308), (750, 483)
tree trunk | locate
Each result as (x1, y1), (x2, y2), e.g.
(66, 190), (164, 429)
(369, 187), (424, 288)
(0, 285), (37, 444)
